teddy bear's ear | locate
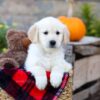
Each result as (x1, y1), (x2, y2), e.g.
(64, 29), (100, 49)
(6, 29), (16, 38)
(22, 37), (31, 49)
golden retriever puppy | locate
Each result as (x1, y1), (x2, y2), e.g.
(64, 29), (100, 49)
(25, 17), (72, 90)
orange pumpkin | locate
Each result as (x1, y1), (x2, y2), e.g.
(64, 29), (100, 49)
(58, 16), (86, 41)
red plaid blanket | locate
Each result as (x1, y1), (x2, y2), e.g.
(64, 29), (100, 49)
(0, 67), (69, 100)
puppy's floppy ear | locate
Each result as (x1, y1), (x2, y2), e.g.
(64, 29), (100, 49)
(63, 26), (70, 45)
(28, 24), (39, 43)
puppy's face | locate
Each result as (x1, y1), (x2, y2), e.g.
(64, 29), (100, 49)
(39, 24), (64, 49)
(28, 17), (70, 52)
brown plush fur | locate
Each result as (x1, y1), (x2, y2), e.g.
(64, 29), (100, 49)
(0, 29), (31, 68)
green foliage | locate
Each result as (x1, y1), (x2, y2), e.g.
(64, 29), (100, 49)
(0, 23), (8, 52)
(92, 20), (100, 37)
(79, 3), (100, 37)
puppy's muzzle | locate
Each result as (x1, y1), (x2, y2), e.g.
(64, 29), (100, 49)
(49, 40), (56, 48)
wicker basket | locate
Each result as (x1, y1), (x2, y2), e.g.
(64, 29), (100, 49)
(0, 76), (72, 100)
(58, 76), (72, 100)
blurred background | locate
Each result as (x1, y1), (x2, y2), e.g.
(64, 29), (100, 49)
(0, 0), (100, 51)
(0, 0), (100, 100)
(0, 0), (100, 30)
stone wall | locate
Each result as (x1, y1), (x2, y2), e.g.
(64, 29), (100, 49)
(73, 54), (100, 90)
(73, 53), (100, 100)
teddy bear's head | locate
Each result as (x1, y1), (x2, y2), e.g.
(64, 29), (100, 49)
(6, 30), (31, 51)
(0, 29), (31, 68)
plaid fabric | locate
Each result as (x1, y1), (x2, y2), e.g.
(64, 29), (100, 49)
(0, 67), (69, 100)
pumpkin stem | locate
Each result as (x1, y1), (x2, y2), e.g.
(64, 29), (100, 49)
(66, 0), (74, 17)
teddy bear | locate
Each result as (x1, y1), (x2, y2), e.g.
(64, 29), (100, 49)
(0, 29), (31, 68)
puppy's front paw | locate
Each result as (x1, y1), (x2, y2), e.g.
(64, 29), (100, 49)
(36, 76), (47, 90)
(50, 73), (63, 88)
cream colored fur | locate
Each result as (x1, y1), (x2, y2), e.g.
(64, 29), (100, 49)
(25, 17), (72, 90)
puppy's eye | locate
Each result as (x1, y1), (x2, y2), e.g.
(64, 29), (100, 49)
(44, 31), (48, 35)
(56, 31), (60, 35)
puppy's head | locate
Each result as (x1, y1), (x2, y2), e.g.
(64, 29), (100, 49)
(28, 17), (70, 52)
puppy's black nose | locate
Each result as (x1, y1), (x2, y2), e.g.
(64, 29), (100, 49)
(50, 40), (56, 47)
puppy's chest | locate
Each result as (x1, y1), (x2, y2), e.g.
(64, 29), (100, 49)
(39, 53), (63, 71)
(40, 56), (53, 71)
